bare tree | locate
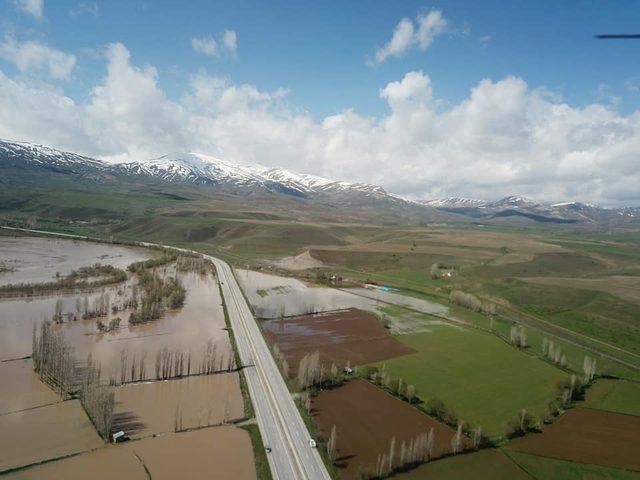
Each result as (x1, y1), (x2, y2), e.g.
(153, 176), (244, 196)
(327, 425), (338, 463)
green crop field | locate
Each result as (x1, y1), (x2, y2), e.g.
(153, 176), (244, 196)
(580, 379), (640, 417)
(371, 325), (567, 438)
(505, 450), (640, 480)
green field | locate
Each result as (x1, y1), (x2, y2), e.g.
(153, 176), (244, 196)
(371, 325), (567, 438)
(580, 379), (640, 417)
(505, 450), (640, 480)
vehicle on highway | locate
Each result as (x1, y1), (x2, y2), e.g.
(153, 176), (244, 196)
(309, 439), (317, 448)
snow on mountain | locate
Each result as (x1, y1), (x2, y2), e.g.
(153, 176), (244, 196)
(420, 197), (488, 208)
(0, 139), (388, 199)
(0, 139), (105, 169)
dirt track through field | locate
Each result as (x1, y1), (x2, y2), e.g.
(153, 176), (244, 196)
(508, 408), (640, 470)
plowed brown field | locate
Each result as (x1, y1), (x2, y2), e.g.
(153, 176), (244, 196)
(263, 308), (414, 373)
(508, 408), (640, 470)
(312, 379), (459, 479)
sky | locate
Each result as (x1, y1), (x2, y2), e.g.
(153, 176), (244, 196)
(0, 0), (639, 206)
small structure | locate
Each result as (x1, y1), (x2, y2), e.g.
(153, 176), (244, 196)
(112, 430), (126, 443)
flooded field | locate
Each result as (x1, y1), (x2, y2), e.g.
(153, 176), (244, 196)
(0, 359), (59, 415)
(3, 445), (148, 480)
(0, 400), (103, 473)
(235, 268), (377, 318)
(263, 308), (414, 372)
(128, 426), (256, 480)
(0, 236), (154, 286)
(113, 373), (244, 438)
(313, 378), (460, 480)
(5, 426), (256, 480)
(345, 288), (449, 317)
(0, 271), (232, 380)
(0, 236), (245, 477)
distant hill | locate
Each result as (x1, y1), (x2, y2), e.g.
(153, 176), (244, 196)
(1, 139), (638, 226)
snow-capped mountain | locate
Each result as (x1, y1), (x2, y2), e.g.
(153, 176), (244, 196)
(419, 197), (488, 209)
(421, 194), (640, 224)
(0, 139), (391, 201)
(1, 139), (638, 225)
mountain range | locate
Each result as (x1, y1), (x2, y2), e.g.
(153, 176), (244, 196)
(1, 139), (638, 226)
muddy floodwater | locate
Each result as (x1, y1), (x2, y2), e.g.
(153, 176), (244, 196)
(0, 271), (232, 379)
(5, 426), (257, 480)
(235, 268), (378, 318)
(0, 236), (249, 478)
(0, 236), (155, 286)
(0, 359), (59, 414)
(0, 400), (103, 472)
(113, 373), (244, 438)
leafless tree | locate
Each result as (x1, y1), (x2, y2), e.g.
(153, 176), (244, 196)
(327, 424), (338, 463)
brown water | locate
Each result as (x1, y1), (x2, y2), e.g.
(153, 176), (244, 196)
(0, 400), (103, 473)
(0, 236), (155, 286)
(4, 426), (256, 480)
(235, 268), (377, 318)
(113, 373), (244, 438)
(0, 359), (59, 415)
(128, 426), (256, 480)
(0, 271), (232, 381)
(3, 444), (148, 480)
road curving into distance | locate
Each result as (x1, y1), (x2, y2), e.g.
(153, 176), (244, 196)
(1, 227), (331, 480)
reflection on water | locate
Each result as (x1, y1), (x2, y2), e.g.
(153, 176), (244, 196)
(235, 268), (377, 318)
(113, 373), (244, 438)
(345, 288), (449, 316)
(0, 272), (231, 380)
(0, 236), (155, 286)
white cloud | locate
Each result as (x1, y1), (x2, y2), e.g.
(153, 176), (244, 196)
(373, 9), (446, 64)
(0, 37), (76, 80)
(480, 35), (491, 47)
(14, 0), (44, 20)
(192, 36), (218, 57)
(223, 30), (237, 55)
(192, 30), (237, 58)
(0, 43), (639, 207)
(69, 2), (99, 17)
(625, 78), (640, 94)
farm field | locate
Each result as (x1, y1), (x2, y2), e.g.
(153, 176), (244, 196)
(2, 445), (148, 480)
(312, 378), (459, 480)
(235, 268), (377, 318)
(113, 373), (244, 438)
(0, 359), (59, 414)
(262, 308), (414, 373)
(505, 450), (640, 480)
(394, 448), (532, 480)
(126, 426), (257, 480)
(507, 408), (640, 470)
(371, 325), (567, 438)
(0, 400), (103, 473)
(580, 379), (640, 416)
(4, 426), (257, 480)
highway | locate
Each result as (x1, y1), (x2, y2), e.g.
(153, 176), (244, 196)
(209, 257), (331, 480)
(1, 227), (331, 480)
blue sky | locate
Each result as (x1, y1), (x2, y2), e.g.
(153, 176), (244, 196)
(3, 0), (639, 117)
(0, 0), (639, 205)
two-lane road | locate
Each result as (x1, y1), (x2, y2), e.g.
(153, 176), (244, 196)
(207, 257), (331, 480)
